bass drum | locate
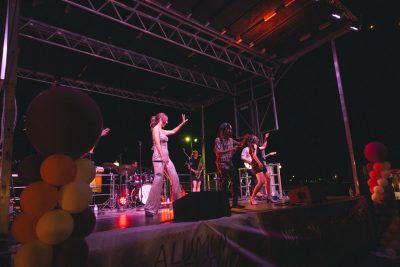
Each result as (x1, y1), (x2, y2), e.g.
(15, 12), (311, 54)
(130, 184), (152, 204)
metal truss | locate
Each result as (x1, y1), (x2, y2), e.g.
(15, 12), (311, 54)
(16, 68), (194, 111)
(18, 18), (234, 94)
(233, 79), (278, 138)
(62, 0), (278, 79)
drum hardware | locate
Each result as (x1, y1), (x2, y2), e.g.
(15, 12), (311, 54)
(99, 173), (117, 211)
(102, 162), (117, 171)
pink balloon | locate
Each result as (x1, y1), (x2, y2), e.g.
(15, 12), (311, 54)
(364, 142), (388, 163)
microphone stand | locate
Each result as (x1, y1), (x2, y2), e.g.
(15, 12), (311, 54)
(136, 141), (144, 211)
(183, 148), (191, 192)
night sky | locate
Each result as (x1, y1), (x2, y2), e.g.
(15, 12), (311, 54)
(2, 0), (399, 184)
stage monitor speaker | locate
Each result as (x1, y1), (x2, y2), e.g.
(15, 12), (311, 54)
(173, 191), (231, 222)
(288, 185), (326, 205)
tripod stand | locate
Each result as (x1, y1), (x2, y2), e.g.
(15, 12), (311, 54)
(100, 172), (117, 211)
(136, 141), (145, 210)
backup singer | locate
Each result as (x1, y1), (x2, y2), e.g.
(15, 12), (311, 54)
(144, 113), (188, 217)
(245, 133), (271, 205)
(214, 123), (243, 208)
(187, 150), (203, 192)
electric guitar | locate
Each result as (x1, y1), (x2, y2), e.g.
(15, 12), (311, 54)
(244, 151), (277, 170)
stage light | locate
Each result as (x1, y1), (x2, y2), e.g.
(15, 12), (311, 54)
(194, 138), (198, 143)
(249, 42), (255, 48)
(114, 160), (119, 167)
(331, 13), (341, 19)
(368, 24), (375, 30)
(235, 35), (242, 44)
(284, 0), (296, 7)
(220, 28), (227, 35)
(263, 12), (276, 22)
(185, 136), (191, 143)
(118, 196), (127, 206)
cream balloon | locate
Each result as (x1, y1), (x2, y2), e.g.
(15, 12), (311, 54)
(59, 180), (92, 213)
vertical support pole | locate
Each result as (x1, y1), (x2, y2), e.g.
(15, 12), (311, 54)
(251, 80), (261, 138)
(201, 104), (207, 191)
(331, 39), (360, 195)
(270, 77), (279, 131)
(233, 86), (239, 139)
(249, 79), (257, 135)
(0, 0), (20, 237)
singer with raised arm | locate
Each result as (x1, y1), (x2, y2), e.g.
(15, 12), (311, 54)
(87, 127), (110, 160)
(187, 150), (203, 192)
(214, 122), (243, 208)
(144, 113), (188, 217)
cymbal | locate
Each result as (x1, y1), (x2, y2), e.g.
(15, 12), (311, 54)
(118, 164), (135, 175)
(102, 162), (117, 169)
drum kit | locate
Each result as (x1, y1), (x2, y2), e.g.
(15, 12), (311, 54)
(99, 162), (154, 209)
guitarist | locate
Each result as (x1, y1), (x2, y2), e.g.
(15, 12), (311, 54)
(214, 123), (244, 208)
(187, 150), (203, 192)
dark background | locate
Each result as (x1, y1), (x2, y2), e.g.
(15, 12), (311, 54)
(1, 0), (399, 187)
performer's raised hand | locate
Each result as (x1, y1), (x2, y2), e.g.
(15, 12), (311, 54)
(181, 114), (188, 124)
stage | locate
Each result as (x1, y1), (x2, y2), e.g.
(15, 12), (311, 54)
(85, 196), (378, 267)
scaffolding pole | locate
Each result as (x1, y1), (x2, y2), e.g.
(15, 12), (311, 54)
(0, 0), (20, 238)
(331, 39), (359, 195)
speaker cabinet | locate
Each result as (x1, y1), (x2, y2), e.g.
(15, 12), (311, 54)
(288, 185), (326, 205)
(173, 191), (231, 222)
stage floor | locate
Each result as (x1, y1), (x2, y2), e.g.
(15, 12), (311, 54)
(93, 196), (345, 233)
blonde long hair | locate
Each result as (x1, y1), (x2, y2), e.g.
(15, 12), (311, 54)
(150, 113), (166, 129)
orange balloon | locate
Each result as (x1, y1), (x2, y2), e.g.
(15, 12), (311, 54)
(20, 181), (58, 216)
(40, 154), (77, 186)
(11, 213), (39, 243)
(36, 209), (74, 245)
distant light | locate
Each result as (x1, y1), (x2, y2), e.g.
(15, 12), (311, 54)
(221, 28), (227, 35)
(331, 13), (341, 19)
(114, 161), (120, 167)
(249, 42), (255, 48)
(350, 25), (359, 31)
(185, 136), (191, 142)
(278, 165), (282, 169)
(194, 138), (198, 143)
(369, 24), (375, 30)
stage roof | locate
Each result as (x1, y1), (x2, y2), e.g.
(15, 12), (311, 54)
(14, 0), (359, 110)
